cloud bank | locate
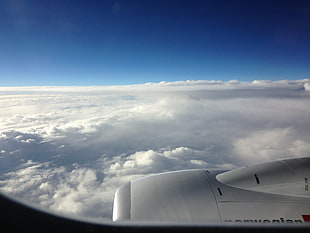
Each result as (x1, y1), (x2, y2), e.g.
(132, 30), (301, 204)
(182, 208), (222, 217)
(0, 79), (310, 221)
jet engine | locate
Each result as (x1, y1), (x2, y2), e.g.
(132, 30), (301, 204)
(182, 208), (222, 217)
(113, 157), (310, 224)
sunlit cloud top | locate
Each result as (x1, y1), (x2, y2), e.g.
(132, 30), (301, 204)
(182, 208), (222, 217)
(0, 79), (310, 221)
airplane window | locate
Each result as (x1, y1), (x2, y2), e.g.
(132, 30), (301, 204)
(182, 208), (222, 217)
(0, 0), (309, 227)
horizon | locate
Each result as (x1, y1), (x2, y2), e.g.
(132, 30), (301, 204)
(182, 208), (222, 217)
(0, 78), (309, 87)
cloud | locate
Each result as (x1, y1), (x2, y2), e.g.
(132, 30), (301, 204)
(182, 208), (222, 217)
(0, 79), (310, 221)
(106, 147), (216, 177)
(233, 128), (310, 165)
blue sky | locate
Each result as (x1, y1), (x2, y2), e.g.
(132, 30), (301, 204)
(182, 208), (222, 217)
(0, 0), (309, 86)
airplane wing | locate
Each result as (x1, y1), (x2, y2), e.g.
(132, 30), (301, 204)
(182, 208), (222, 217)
(113, 157), (310, 223)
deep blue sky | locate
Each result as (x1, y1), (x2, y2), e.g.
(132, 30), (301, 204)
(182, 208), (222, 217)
(0, 0), (309, 86)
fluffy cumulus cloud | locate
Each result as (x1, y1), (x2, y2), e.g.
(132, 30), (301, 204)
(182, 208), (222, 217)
(0, 79), (310, 221)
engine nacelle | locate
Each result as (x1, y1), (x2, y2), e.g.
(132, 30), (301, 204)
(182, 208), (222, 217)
(113, 157), (310, 224)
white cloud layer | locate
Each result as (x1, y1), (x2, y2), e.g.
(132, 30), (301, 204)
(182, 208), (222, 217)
(0, 79), (310, 221)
